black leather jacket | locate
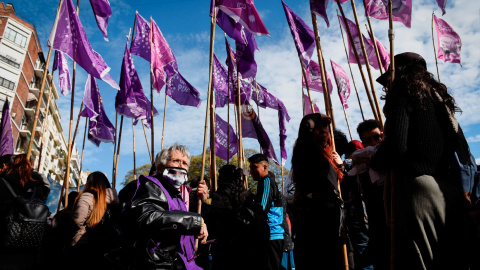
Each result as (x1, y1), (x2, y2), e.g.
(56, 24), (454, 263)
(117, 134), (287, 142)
(126, 175), (202, 270)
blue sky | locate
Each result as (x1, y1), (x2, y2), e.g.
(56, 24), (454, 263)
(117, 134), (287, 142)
(8, 0), (480, 188)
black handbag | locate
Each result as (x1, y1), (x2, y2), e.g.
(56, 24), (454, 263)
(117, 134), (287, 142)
(1, 177), (48, 248)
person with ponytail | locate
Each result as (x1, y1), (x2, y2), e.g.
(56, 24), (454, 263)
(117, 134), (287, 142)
(291, 113), (348, 269)
(69, 171), (119, 269)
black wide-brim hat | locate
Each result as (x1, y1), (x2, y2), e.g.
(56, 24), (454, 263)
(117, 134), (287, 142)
(376, 52), (427, 86)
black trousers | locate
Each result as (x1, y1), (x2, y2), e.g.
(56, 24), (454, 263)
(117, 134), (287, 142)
(264, 239), (284, 270)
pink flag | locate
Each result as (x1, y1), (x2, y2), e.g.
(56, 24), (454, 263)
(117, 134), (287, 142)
(217, 0), (269, 36)
(434, 15), (461, 66)
(365, 0), (412, 28)
(339, 16), (378, 69)
(304, 94), (321, 115)
(367, 29), (390, 71)
(302, 60), (333, 94)
(151, 18), (175, 93)
(330, 60), (350, 109)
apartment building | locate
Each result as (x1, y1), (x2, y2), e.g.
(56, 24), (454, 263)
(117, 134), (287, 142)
(0, 2), (86, 187)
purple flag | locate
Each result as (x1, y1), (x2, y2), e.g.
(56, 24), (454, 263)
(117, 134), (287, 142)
(241, 103), (279, 164)
(134, 99), (158, 129)
(282, 1), (316, 69)
(151, 18), (175, 93)
(210, 0), (215, 17)
(365, 0), (412, 28)
(225, 37), (238, 103)
(164, 61), (202, 107)
(338, 16), (379, 69)
(434, 15), (461, 66)
(309, 0), (330, 27)
(252, 83), (291, 121)
(278, 105), (288, 165)
(216, 9), (247, 44)
(130, 12), (151, 62)
(79, 75), (115, 146)
(436, 0), (447, 15)
(89, 0), (112, 41)
(213, 54), (230, 108)
(367, 29), (390, 71)
(116, 39), (159, 124)
(236, 30), (257, 81)
(330, 60), (351, 109)
(52, 50), (72, 96)
(0, 99), (13, 156)
(217, 0), (269, 36)
(304, 94), (321, 115)
(47, 0), (119, 89)
(214, 114), (237, 161)
(302, 60), (333, 93)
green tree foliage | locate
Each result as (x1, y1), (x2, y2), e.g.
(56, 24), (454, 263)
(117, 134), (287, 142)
(122, 163), (152, 186)
(122, 149), (289, 194)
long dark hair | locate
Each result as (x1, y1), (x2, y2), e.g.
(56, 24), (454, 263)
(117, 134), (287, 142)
(0, 154), (34, 187)
(218, 165), (248, 209)
(291, 114), (343, 185)
(75, 172), (111, 228)
(381, 64), (460, 114)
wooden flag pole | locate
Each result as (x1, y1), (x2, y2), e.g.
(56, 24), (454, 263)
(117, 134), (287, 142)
(236, 76), (244, 169)
(387, 1), (396, 269)
(196, 11), (217, 251)
(299, 58), (316, 113)
(112, 112), (118, 180)
(58, 0), (80, 211)
(349, 0), (383, 128)
(161, 92), (167, 149)
(255, 79), (261, 153)
(431, 13), (441, 82)
(209, 78), (217, 192)
(133, 119), (137, 180)
(77, 118), (88, 192)
(113, 115), (124, 188)
(142, 124), (152, 163)
(343, 105), (353, 141)
(311, 14), (334, 120)
(337, 11), (365, 121)
(302, 87), (305, 116)
(311, 13), (336, 148)
(227, 91), (230, 164)
(336, 2), (378, 123)
(234, 101), (239, 159)
(365, 22), (384, 74)
(149, 17), (155, 166)
(26, 0), (63, 161)
(36, 74), (54, 172)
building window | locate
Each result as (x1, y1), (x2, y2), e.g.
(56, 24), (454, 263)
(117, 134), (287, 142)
(0, 76), (15, 90)
(0, 54), (21, 69)
(4, 27), (28, 48)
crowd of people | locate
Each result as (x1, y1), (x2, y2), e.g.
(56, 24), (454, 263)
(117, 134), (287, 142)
(1, 52), (479, 270)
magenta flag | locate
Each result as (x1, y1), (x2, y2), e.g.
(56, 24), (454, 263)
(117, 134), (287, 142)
(79, 75), (115, 146)
(330, 60), (351, 109)
(302, 60), (333, 94)
(367, 29), (390, 71)
(47, 0), (118, 90)
(339, 16), (378, 69)
(309, 0), (330, 27)
(0, 99), (13, 156)
(282, 1), (316, 68)
(164, 61), (202, 107)
(304, 94), (321, 115)
(216, 8), (248, 44)
(116, 39), (158, 125)
(52, 50), (72, 96)
(241, 103), (279, 164)
(151, 18), (175, 93)
(130, 12), (151, 62)
(436, 0), (447, 15)
(89, 0), (112, 41)
(214, 114), (237, 161)
(217, 0), (269, 36)
(365, 0), (412, 28)
(434, 15), (461, 66)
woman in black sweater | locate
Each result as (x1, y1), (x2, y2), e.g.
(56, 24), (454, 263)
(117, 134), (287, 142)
(372, 52), (472, 270)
